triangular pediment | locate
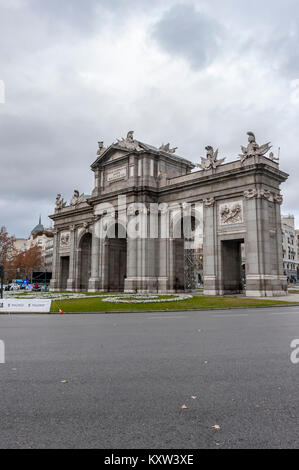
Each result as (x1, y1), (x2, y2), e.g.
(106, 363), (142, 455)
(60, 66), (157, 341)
(91, 132), (195, 171)
(91, 144), (131, 170)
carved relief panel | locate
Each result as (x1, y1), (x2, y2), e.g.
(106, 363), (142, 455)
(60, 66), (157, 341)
(60, 231), (71, 248)
(219, 201), (243, 225)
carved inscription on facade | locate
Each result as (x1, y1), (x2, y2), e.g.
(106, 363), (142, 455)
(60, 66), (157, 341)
(107, 166), (127, 182)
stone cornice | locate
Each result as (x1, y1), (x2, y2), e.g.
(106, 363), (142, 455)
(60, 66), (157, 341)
(49, 204), (93, 221)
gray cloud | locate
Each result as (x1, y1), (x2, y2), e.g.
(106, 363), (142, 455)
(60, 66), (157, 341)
(152, 4), (224, 70)
(30, 0), (100, 32)
(0, 0), (299, 237)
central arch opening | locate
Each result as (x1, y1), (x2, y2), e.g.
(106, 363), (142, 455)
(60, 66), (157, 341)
(106, 223), (127, 292)
(173, 214), (202, 292)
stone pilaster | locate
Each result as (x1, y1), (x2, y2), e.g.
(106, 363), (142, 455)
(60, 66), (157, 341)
(50, 230), (60, 291)
(157, 237), (169, 293)
(203, 198), (219, 295)
(66, 225), (76, 291)
(88, 219), (101, 292)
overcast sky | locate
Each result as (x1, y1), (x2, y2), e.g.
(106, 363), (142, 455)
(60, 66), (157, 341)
(1, 0), (299, 237)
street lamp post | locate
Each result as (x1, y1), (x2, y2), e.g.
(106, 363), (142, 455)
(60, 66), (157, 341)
(0, 265), (4, 299)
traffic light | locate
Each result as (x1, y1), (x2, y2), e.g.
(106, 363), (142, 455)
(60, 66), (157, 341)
(0, 265), (4, 279)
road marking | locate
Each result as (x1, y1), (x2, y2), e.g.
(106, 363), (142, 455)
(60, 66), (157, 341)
(270, 311), (299, 315)
(147, 315), (188, 319)
(212, 313), (249, 317)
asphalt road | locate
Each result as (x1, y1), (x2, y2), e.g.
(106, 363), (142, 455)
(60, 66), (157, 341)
(0, 307), (299, 449)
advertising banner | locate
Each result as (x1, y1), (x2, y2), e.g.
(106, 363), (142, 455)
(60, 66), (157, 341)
(0, 299), (52, 312)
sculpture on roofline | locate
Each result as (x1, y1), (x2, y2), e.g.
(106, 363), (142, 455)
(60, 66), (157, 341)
(126, 131), (134, 142)
(97, 141), (106, 156)
(269, 149), (280, 163)
(70, 189), (85, 206)
(197, 146), (225, 170)
(55, 193), (66, 210)
(116, 130), (143, 151)
(159, 143), (178, 154)
(239, 131), (272, 163)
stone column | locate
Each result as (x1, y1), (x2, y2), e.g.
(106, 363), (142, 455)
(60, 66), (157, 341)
(66, 225), (76, 291)
(157, 237), (168, 293)
(273, 195), (286, 275)
(167, 238), (175, 292)
(88, 219), (101, 292)
(273, 194), (287, 293)
(203, 198), (219, 295)
(124, 236), (138, 293)
(124, 209), (158, 293)
(74, 243), (82, 292)
(158, 206), (170, 293)
(244, 188), (287, 296)
(50, 230), (60, 291)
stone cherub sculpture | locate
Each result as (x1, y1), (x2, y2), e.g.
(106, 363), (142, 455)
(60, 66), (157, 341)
(70, 189), (85, 206)
(55, 193), (66, 210)
(239, 132), (272, 163)
(197, 146), (225, 170)
(159, 143), (178, 154)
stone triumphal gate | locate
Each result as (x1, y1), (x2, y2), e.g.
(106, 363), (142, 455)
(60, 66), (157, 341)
(50, 131), (288, 296)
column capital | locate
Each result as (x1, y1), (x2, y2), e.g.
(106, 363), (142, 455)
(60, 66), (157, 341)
(244, 186), (281, 203)
(203, 197), (215, 207)
(274, 193), (283, 205)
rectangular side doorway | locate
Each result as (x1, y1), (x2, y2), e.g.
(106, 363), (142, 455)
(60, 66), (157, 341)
(60, 256), (70, 291)
(221, 239), (244, 295)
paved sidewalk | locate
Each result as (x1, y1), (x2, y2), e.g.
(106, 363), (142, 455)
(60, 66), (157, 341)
(249, 293), (299, 302)
(193, 289), (299, 303)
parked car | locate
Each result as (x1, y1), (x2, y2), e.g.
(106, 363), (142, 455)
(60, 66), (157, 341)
(32, 284), (41, 292)
(10, 283), (20, 291)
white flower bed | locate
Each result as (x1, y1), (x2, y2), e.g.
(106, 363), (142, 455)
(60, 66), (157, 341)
(4, 292), (193, 304)
(102, 294), (193, 303)
(4, 292), (106, 301)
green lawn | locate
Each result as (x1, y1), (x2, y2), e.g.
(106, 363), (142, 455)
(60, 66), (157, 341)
(50, 295), (297, 313)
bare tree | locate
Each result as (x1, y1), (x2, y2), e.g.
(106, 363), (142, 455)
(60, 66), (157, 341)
(0, 226), (16, 271)
(9, 245), (43, 280)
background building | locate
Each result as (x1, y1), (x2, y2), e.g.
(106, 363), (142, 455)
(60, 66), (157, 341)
(14, 216), (54, 269)
(44, 239), (54, 272)
(281, 215), (299, 282)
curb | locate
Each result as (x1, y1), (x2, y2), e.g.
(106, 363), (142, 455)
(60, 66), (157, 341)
(1, 303), (299, 315)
